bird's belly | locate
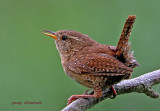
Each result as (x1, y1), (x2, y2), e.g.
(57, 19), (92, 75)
(65, 70), (94, 88)
(65, 69), (110, 88)
(63, 65), (126, 89)
(66, 71), (127, 90)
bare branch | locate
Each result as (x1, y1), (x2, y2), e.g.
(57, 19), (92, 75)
(62, 70), (160, 111)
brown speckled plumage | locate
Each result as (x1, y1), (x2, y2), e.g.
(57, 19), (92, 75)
(42, 15), (139, 105)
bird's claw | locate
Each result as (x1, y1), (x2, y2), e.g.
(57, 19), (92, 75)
(67, 95), (78, 105)
(83, 89), (92, 95)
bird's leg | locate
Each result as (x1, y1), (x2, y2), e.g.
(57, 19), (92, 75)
(125, 73), (132, 79)
(67, 86), (102, 105)
(110, 85), (117, 99)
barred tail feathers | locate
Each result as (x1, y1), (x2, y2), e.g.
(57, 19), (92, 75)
(116, 15), (140, 68)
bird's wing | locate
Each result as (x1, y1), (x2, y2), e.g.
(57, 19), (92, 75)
(68, 53), (133, 76)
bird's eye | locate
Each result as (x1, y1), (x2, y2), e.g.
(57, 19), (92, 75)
(62, 35), (67, 40)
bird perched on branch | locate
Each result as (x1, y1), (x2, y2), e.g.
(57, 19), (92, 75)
(42, 15), (139, 105)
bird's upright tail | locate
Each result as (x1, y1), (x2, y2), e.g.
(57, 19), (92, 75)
(116, 15), (140, 68)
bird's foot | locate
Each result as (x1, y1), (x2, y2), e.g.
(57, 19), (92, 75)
(67, 94), (101, 105)
(67, 86), (102, 105)
(67, 95), (78, 105)
(67, 89), (93, 105)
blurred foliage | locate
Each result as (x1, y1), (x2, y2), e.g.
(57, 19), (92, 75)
(0, 0), (160, 111)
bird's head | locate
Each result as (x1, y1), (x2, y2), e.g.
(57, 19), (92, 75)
(42, 30), (96, 55)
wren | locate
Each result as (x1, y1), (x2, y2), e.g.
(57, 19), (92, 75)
(42, 15), (139, 105)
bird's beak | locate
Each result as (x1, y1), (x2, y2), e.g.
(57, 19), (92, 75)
(42, 30), (57, 40)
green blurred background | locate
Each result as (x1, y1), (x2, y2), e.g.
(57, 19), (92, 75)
(0, 0), (160, 111)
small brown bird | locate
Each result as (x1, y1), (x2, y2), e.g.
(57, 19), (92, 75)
(42, 15), (139, 105)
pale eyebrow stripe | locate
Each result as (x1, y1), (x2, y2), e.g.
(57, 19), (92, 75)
(68, 36), (79, 40)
